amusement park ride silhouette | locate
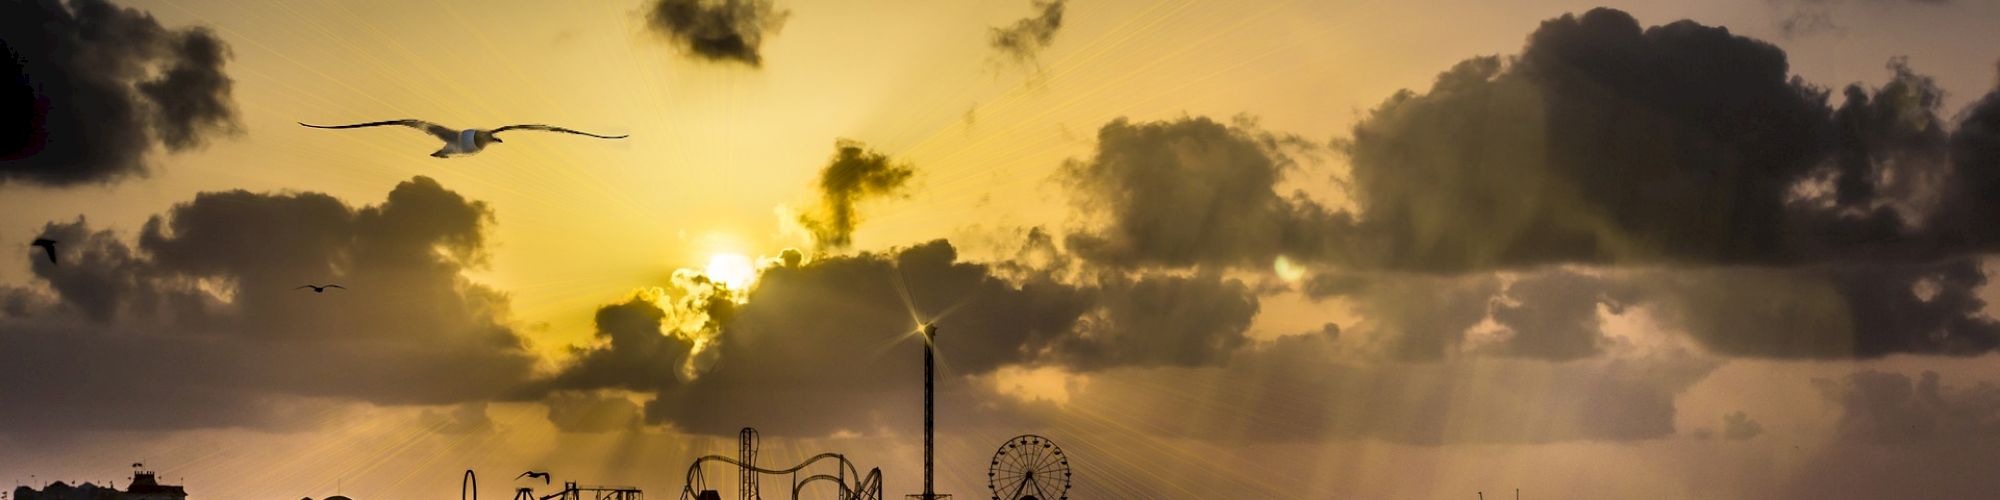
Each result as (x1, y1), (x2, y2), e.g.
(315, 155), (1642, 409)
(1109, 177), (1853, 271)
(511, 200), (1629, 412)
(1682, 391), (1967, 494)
(458, 323), (1075, 500)
(678, 324), (1072, 500)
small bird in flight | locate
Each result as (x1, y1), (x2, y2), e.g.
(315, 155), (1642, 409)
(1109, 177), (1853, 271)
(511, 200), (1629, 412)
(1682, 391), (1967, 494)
(299, 120), (626, 158)
(295, 284), (346, 293)
(516, 471), (551, 484)
(30, 238), (57, 266)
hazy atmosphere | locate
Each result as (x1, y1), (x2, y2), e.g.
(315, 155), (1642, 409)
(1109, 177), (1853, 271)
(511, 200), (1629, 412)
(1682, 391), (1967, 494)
(6, 0), (2000, 498)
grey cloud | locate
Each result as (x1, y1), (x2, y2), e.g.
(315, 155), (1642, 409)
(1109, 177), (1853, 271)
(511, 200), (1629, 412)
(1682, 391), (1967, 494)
(1814, 370), (2000, 444)
(1489, 271), (1614, 360)
(421, 402), (497, 434)
(1058, 9), (2000, 275)
(550, 238), (1261, 436)
(0, 177), (536, 433)
(1645, 258), (1999, 358)
(1786, 370), (2000, 498)
(990, 0), (1065, 64)
(1061, 332), (1720, 444)
(543, 297), (697, 393)
(798, 140), (915, 251)
(644, 0), (788, 67)
(1767, 0), (1952, 39)
(1061, 116), (1352, 269)
(1049, 8), (2000, 360)
(0, 0), (240, 186)
(1721, 411), (1765, 441)
(543, 392), (643, 433)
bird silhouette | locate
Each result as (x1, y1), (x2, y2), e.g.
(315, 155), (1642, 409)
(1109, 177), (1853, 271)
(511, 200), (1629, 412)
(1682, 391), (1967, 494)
(294, 284), (345, 293)
(299, 120), (626, 158)
(515, 471), (550, 485)
(30, 238), (56, 266)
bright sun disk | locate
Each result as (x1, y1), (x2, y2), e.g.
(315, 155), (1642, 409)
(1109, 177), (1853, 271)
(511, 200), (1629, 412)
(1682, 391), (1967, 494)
(705, 253), (758, 291)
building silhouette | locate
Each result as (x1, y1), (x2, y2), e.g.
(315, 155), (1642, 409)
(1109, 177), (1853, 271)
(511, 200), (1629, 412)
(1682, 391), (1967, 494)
(13, 471), (186, 500)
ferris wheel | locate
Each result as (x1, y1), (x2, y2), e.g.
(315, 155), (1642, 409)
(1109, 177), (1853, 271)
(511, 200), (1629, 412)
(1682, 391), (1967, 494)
(987, 434), (1070, 500)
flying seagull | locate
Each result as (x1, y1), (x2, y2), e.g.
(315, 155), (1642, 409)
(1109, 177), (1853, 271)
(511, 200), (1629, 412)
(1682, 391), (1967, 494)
(294, 284), (345, 293)
(299, 120), (626, 158)
(516, 471), (551, 484)
(30, 238), (56, 266)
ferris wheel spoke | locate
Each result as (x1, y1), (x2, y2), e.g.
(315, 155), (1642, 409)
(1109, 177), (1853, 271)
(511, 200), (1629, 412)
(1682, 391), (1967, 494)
(987, 435), (1070, 500)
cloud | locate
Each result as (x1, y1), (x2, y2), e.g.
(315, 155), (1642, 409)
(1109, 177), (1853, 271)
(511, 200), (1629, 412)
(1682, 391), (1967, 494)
(1721, 411), (1765, 441)
(797, 139), (915, 251)
(543, 391), (643, 433)
(1786, 369), (2000, 498)
(547, 238), (1263, 435)
(990, 0), (1066, 64)
(1039, 8), (2000, 359)
(0, 0), (240, 186)
(1337, 9), (2000, 272)
(1343, 9), (1835, 271)
(1814, 370), (2000, 444)
(1061, 116), (1352, 269)
(421, 402), (497, 434)
(1050, 9), (2000, 275)
(1642, 258), (1999, 358)
(643, 0), (788, 67)
(1055, 332), (1721, 444)
(1766, 0), (1952, 39)
(0, 177), (536, 433)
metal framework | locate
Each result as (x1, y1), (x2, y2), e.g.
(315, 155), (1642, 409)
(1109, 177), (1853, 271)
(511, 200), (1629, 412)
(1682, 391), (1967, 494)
(680, 452), (883, 500)
(542, 482), (643, 500)
(986, 435), (1068, 500)
(462, 470), (642, 500)
(740, 428), (760, 500)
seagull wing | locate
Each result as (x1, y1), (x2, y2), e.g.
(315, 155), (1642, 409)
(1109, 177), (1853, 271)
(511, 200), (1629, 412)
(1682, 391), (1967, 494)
(294, 285), (316, 290)
(325, 284), (346, 290)
(31, 239), (56, 265)
(516, 471), (532, 480)
(491, 124), (627, 139)
(301, 119), (458, 142)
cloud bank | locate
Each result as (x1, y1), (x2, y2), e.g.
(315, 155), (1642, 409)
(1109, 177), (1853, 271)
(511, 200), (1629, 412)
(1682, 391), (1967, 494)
(0, 0), (240, 186)
(0, 177), (535, 432)
(644, 0), (789, 67)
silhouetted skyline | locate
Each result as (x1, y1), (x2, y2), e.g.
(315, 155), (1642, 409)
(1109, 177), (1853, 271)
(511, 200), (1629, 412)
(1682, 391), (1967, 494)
(5, 0), (2000, 498)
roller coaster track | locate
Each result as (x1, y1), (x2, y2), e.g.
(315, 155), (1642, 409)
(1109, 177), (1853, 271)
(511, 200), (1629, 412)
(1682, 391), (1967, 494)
(680, 453), (883, 500)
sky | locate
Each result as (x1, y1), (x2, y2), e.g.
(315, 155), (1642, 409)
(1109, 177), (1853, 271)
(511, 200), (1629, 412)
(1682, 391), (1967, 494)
(4, 0), (2000, 498)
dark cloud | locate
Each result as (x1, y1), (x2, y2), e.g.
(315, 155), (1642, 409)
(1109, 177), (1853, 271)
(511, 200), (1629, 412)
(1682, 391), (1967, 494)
(1815, 370), (2000, 444)
(1041, 8), (2000, 360)
(543, 392), (643, 433)
(1767, 0), (1952, 39)
(1787, 370), (2000, 498)
(1058, 332), (1719, 444)
(542, 297), (698, 393)
(548, 238), (1262, 435)
(0, 0), (240, 186)
(1721, 410), (1764, 441)
(644, 0), (788, 67)
(1344, 9), (1831, 271)
(421, 402), (497, 434)
(798, 140), (915, 251)
(1052, 9), (2000, 275)
(990, 0), (1066, 64)
(1488, 271), (1615, 360)
(1336, 8), (2000, 272)
(1061, 116), (1351, 269)
(1644, 258), (1999, 358)
(1050, 271), (1258, 370)
(0, 177), (536, 433)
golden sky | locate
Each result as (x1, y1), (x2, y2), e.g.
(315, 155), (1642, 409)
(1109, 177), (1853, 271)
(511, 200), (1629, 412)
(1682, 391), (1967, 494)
(6, 0), (2000, 498)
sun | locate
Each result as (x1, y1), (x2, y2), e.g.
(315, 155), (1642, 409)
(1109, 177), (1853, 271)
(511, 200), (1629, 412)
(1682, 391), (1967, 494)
(705, 253), (758, 291)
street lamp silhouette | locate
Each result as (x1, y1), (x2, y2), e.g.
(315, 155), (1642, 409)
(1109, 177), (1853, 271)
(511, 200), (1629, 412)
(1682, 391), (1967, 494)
(908, 323), (951, 500)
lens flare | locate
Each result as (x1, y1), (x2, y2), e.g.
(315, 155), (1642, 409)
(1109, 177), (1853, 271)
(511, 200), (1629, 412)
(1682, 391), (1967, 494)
(705, 253), (758, 291)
